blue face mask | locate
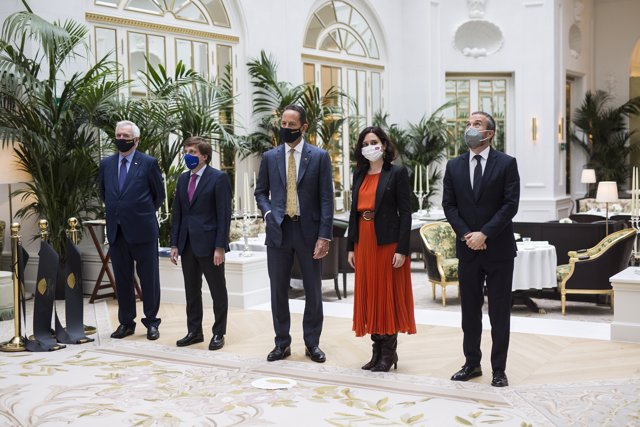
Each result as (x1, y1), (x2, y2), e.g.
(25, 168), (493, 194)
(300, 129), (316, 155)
(184, 153), (200, 170)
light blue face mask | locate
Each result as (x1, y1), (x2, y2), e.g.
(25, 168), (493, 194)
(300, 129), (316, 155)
(464, 127), (491, 149)
(184, 153), (200, 170)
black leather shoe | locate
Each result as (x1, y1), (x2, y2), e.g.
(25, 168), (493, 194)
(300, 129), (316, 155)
(110, 324), (135, 339)
(267, 346), (291, 361)
(451, 365), (483, 381)
(147, 326), (160, 341)
(491, 370), (509, 387)
(209, 335), (225, 351)
(305, 346), (326, 363)
(176, 332), (204, 347)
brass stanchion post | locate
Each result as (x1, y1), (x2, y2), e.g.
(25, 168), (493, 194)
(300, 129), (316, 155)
(0, 223), (26, 352)
(68, 217), (96, 336)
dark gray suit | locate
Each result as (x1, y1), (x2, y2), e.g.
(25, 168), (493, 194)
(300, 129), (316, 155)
(170, 166), (231, 335)
(442, 147), (520, 372)
(255, 141), (334, 348)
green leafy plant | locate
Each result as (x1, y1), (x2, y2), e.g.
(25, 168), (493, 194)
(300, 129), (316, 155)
(0, 5), (124, 255)
(571, 90), (640, 191)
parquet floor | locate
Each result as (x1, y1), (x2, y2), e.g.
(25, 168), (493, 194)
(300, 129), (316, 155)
(105, 299), (640, 387)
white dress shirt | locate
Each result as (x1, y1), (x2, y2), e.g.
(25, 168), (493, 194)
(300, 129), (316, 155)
(468, 145), (490, 189)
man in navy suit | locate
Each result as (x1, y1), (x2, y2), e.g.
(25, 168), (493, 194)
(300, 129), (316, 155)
(170, 136), (231, 350)
(99, 120), (165, 341)
(442, 111), (520, 387)
(255, 105), (334, 363)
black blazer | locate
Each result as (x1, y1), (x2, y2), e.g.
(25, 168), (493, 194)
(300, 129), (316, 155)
(170, 166), (232, 257)
(347, 162), (412, 255)
(99, 151), (165, 245)
(442, 147), (520, 262)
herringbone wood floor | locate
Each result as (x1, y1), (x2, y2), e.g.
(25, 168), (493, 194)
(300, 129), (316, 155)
(105, 300), (640, 387)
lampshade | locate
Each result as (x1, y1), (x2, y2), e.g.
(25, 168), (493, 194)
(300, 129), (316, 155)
(595, 181), (618, 203)
(0, 145), (31, 184)
(580, 168), (596, 184)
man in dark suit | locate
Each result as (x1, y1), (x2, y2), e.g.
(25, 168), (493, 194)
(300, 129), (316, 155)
(255, 104), (334, 363)
(99, 120), (165, 340)
(170, 136), (231, 350)
(442, 111), (520, 387)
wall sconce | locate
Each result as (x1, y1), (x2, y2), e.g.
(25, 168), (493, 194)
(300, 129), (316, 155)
(531, 117), (537, 142)
(558, 117), (564, 142)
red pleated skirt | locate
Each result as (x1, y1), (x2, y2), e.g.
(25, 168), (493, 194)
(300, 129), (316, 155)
(352, 173), (416, 337)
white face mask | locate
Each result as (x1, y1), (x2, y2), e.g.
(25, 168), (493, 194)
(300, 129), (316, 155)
(362, 144), (384, 162)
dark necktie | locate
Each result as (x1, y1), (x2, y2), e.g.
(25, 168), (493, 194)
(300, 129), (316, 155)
(118, 158), (128, 191)
(187, 173), (198, 203)
(473, 154), (483, 200)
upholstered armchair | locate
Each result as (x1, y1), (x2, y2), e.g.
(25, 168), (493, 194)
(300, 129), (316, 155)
(419, 222), (459, 306)
(556, 228), (636, 316)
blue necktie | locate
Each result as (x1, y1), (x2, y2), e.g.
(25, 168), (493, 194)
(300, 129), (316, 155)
(473, 155), (482, 200)
(118, 158), (128, 191)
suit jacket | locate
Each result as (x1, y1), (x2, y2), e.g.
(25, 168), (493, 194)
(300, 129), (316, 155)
(255, 141), (334, 247)
(442, 147), (520, 262)
(99, 151), (165, 245)
(169, 166), (232, 257)
(347, 162), (412, 255)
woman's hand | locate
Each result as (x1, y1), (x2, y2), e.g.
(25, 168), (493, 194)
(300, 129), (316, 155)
(348, 251), (356, 269)
(392, 253), (406, 268)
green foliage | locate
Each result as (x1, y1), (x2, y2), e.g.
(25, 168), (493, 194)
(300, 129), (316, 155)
(372, 101), (455, 208)
(571, 90), (640, 189)
(0, 10), (125, 255)
(241, 50), (348, 159)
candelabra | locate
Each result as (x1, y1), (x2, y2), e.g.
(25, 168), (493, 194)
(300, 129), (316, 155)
(157, 207), (170, 225)
(413, 190), (430, 217)
(234, 207), (259, 257)
(631, 215), (640, 262)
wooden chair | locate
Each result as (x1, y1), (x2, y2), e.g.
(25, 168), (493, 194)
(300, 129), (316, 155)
(419, 222), (459, 306)
(556, 228), (636, 316)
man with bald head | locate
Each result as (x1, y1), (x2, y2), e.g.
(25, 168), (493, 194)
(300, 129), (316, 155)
(99, 120), (165, 341)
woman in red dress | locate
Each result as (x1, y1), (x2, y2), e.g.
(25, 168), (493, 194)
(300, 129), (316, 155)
(347, 126), (416, 372)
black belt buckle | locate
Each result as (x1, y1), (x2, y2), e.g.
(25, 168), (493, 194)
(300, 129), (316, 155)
(285, 214), (300, 221)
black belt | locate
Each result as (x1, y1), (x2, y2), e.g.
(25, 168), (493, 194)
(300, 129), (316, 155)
(284, 214), (300, 221)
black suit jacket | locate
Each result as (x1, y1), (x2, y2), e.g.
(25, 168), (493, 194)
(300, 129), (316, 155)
(347, 162), (412, 255)
(99, 151), (165, 245)
(442, 147), (520, 262)
(170, 166), (232, 257)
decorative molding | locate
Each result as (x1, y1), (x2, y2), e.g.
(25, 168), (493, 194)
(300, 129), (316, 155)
(524, 183), (546, 188)
(467, 0), (486, 19)
(523, 1), (544, 7)
(453, 20), (504, 58)
(569, 24), (582, 59)
(300, 53), (385, 71)
(85, 12), (239, 43)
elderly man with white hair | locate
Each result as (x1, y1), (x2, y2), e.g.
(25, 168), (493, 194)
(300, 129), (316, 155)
(98, 120), (166, 340)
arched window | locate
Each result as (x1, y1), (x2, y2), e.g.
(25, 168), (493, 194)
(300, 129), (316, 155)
(302, 1), (384, 123)
(90, 0), (236, 96)
(302, 1), (385, 209)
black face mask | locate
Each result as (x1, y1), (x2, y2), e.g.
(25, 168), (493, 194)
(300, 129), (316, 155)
(114, 138), (135, 152)
(279, 127), (302, 144)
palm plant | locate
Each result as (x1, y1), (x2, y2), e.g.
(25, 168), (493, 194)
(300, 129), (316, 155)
(94, 60), (238, 245)
(571, 90), (640, 188)
(0, 6), (124, 255)
(241, 50), (348, 158)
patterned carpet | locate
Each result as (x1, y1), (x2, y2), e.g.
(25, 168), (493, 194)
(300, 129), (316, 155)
(1, 301), (638, 426)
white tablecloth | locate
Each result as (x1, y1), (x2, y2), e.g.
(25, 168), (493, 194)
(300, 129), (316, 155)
(512, 242), (557, 291)
(229, 236), (266, 252)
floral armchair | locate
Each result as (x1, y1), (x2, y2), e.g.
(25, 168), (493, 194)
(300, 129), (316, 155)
(556, 228), (636, 316)
(419, 222), (459, 306)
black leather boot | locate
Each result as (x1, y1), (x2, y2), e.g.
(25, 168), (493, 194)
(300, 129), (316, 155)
(371, 334), (398, 372)
(361, 334), (382, 370)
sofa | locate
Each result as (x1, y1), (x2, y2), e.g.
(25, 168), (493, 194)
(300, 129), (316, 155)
(513, 220), (627, 265)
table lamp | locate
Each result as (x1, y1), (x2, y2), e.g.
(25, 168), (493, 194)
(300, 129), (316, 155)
(596, 181), (618, 235)
(0, 145), (31, 226)
(581, 168), (596, 197)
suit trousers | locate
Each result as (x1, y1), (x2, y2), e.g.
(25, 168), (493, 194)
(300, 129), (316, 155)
(266, 218), (323, 348)
(458, 253), (514, 372)
(109, 226), (161, 329)
(180, 237), (228, 335)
